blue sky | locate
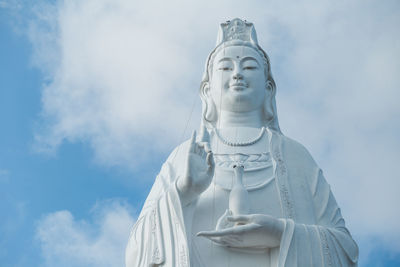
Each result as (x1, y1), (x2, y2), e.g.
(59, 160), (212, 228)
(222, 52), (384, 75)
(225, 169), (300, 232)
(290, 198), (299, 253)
(1, 0), (400, 266)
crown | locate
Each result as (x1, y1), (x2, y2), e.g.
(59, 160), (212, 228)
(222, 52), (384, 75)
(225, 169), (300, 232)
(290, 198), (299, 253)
(216, 18), (259, 46)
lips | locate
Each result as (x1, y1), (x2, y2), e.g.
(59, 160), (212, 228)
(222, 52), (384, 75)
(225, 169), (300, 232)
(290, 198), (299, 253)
(229, 83), (248, 91)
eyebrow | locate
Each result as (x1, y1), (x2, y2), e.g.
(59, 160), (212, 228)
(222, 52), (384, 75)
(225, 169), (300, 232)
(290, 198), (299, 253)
(216, 56), (261, 66)
(240, 57), (260, 66)
(217, 58), (234, 64)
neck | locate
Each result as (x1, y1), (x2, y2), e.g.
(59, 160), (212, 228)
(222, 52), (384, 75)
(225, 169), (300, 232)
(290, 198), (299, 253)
(216, 109), (264, 128)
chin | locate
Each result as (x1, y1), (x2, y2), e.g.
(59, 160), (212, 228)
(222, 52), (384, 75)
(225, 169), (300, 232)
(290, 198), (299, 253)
(228, 105), (254, 113)
(232, 95), (254, 105)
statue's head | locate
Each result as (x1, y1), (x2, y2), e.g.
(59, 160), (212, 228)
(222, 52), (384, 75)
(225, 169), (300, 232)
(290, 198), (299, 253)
(200, 18), (280, 132)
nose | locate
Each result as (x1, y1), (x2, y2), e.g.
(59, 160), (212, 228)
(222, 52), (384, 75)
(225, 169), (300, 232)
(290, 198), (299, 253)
(232, 72), (243, 81)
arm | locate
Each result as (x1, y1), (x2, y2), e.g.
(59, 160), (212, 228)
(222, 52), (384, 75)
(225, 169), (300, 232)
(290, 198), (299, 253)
(278, 137), (358, 266)
(125, 160), (190, 267)
(126, 127), (215, 267)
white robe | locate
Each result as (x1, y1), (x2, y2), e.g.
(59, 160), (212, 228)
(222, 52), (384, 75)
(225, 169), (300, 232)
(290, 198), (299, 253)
(126, 130), (358, 266)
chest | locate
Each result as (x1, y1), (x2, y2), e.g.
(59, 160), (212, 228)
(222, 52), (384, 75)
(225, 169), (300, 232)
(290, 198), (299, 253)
(192, 166), (282, 232)
(189, 166), (282, 267)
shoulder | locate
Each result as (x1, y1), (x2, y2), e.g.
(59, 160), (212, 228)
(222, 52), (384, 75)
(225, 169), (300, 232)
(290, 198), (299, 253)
(156, 138), (192, 181)
(165, 139), (192, 164)
(278, 134), (320, 178)
(280, 135), (318, 165)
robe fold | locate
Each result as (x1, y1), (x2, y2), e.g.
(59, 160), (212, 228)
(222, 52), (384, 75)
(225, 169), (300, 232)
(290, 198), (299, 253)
(126, 130), (358, 267)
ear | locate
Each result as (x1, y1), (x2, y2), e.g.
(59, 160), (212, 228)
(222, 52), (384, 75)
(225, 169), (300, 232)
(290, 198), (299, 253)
(266, 80), (274, 93)
(201, 82), (211, 99)
(201, 82), (217, 122)
(263, 81), (274, 121)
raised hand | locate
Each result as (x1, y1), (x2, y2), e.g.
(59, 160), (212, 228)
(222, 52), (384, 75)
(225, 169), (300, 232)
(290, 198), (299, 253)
(177, 126), (215, 206)
(197, 214), (285, 249)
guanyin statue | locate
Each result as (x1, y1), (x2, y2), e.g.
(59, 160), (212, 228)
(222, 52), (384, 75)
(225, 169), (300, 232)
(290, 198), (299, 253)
(126, 18), (358, 267)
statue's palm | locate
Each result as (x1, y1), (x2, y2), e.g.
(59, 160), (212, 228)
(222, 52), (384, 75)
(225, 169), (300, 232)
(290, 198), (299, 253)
(178, 129), (215, 205)
(197, 214), (285, 249)
(186, 142), (213, 194)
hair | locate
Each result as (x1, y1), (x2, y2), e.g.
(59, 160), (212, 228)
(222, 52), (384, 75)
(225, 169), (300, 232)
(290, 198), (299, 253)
(199, 40), (281, 133)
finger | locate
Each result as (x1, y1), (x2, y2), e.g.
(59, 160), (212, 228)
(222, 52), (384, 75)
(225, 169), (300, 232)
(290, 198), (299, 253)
(189, 130), (196, 152)
(196, 142), (207, 156)
(199, 234), (241, 247)
(198, 229), (233, 237)
(206, 152), (214, 166)
(204, 142), (212, 153)
(227, 215), (252, 224)
(195, 142), (212, 160)
(197, 224), (258, 237)
(206, 153), (215, 175)
(198, 124), (210, 143)
(221, 235), (243, 246)
(206, 236), (228, 246)
(200, 236), (230, 247)
(197, 231), (211, 237)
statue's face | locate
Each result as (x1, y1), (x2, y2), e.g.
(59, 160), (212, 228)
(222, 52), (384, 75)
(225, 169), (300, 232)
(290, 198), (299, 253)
(209, 46), (268, 113)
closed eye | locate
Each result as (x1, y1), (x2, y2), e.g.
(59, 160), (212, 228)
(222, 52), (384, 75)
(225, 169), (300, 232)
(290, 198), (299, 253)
(243, 66), (257, 70)
(218, 67), (232, 71)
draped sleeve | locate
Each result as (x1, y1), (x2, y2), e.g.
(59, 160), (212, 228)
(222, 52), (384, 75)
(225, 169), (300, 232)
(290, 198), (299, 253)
(125, 144), (190, 267)
(275, 134), (359, 267)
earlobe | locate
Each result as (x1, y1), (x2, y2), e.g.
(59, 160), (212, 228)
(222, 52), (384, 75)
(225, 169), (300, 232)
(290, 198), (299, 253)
(263, 96), (273, 121)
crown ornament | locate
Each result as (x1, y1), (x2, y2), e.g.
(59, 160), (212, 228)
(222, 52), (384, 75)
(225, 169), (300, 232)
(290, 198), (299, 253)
(216, 18), (259, 46)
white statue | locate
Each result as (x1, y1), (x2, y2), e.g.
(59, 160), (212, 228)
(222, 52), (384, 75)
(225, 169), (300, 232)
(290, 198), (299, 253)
(126, 18), (358, 267)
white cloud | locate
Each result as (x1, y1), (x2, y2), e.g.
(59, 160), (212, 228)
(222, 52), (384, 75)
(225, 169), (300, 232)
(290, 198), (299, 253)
(26, 0), (400, 263)
(36, 199), (135, 267)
